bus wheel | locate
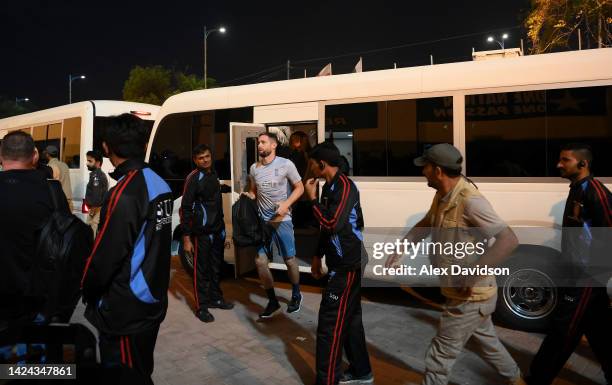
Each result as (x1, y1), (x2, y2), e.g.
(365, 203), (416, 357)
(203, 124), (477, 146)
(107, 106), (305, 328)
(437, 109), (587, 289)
(178, 241), (195, 276)
(494, 252), (559, 332)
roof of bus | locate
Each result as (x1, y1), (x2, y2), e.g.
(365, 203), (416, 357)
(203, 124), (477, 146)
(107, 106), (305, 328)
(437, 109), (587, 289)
(158, 48), (612, 118)
(0, 100), (159, 130)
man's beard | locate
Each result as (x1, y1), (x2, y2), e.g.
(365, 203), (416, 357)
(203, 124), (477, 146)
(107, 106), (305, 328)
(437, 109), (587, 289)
(259, 150), (270, 158)
(87, 165), (96, 171)
(559, 168), (577, 180)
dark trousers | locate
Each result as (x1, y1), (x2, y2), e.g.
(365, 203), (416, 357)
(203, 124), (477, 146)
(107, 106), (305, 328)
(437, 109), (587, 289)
(98, 325), (160, 385)
(193, 229), (226, 310)
(528, 287), (611, 385)
(316, 269), (372, 385)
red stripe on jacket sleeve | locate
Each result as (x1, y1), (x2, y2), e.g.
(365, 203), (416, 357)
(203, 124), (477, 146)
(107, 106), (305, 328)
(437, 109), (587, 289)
(81, 170), (138, 287)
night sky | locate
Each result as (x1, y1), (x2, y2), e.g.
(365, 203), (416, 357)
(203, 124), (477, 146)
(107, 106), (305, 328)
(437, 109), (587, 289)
(2, 1), (530, 109)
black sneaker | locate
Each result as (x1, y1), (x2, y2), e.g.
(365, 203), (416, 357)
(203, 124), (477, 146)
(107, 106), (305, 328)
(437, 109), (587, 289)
(208, 300), (234, 310)
(287, 293), (302, 314)
(259, 300), (281, 319)
(196, 308), (215, 323)
(339, 372), (374, 384)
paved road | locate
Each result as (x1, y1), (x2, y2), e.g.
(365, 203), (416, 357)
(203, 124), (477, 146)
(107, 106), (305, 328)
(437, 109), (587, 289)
(73, 256), (607, 385)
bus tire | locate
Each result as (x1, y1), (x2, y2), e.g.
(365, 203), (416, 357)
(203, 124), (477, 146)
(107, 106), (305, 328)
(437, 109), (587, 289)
(494, 250), (560, 333)
(178, 241), (195, 276)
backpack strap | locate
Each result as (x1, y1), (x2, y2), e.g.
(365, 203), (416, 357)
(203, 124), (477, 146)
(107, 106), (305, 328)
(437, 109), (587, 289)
(36, 181), (64, 264)
(47, 180), (61, 211)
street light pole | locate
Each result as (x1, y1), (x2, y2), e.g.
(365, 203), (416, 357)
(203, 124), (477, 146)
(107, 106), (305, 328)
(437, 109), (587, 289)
(68, 74), (86, 103)
(204, 25), (226, 89)
(487, 33), (509, 50)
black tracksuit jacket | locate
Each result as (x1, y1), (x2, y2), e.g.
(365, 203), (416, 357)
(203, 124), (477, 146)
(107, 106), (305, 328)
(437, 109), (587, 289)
(527, 176), (612, 384)
(312, 172), (365, 271)
(81, 159), (173, 335)
(561, 175), (612, 283)
(180, 168), (229, 236)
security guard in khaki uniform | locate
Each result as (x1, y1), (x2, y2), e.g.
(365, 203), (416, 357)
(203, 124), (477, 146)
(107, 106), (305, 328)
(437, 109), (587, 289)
(44, 144), (73, 211)
(386, 143), (525, 385)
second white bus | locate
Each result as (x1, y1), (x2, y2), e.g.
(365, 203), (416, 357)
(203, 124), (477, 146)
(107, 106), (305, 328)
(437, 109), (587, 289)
(0, 100), (160, 217)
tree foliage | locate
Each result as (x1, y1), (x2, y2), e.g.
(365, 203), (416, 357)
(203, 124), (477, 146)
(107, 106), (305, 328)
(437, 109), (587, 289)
(122, 66), (216, 105)
(175, 72), (217, 92)
(122, 65), (172, 105)
(526, 0), (612, 53)
(0, 96), (36, 118)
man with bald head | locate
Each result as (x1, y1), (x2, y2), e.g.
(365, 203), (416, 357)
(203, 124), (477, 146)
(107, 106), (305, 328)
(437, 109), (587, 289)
(0, 131), (68, 348)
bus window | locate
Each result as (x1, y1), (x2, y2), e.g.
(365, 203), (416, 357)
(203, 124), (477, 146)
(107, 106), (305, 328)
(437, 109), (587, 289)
(32, 125), (48, 155)
(48, 123), (61, 143)
(32, 123), (62, 161)
(150, 113), (192, 191)
(546, 86), (612, 177)
(388, 97), (453, 176)
(62, 117), (81, 168)
(325, 96), (453, 176)
(466, 86), (612, 177)
(149, 107), (252, 198)
(326, 102), (386, 176)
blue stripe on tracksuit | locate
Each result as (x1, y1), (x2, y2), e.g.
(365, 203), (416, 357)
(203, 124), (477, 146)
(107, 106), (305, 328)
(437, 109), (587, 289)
(127, 169), (171, 303)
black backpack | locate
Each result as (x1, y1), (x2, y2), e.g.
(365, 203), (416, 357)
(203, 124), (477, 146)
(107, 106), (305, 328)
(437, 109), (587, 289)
(231, 194), (264, 247)
(34, 181), (93, 322)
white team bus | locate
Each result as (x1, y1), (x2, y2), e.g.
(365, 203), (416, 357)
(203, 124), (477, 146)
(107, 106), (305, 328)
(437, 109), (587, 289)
(0, 101), (160, 218)
(145, 48), (612, 331)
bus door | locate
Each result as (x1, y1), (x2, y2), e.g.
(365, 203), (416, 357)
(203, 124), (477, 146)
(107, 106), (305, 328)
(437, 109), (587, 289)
(266, 124), (320, 272)
(229, 122), (321, 276)
(229, 122), (266, 276)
